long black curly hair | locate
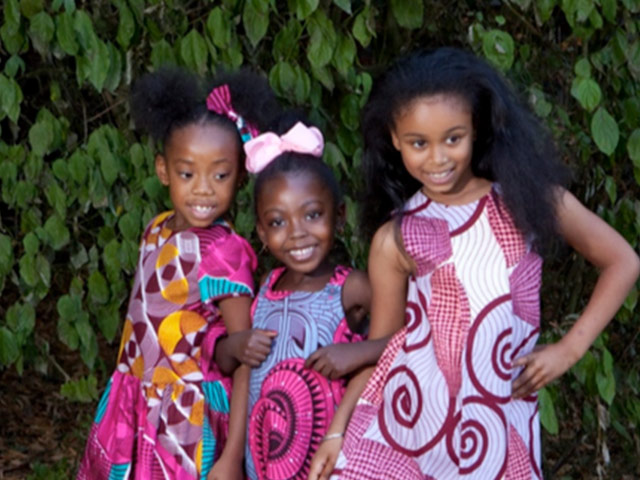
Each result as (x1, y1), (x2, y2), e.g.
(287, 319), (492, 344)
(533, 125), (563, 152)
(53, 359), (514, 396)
(129, 67), (280, 166)
(360, 47), (571, 255)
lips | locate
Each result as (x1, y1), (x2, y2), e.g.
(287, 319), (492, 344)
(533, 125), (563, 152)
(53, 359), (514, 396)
(426, 167), (455, 185)
(288, 246), (315, 261)
(189, 204), (215, 219)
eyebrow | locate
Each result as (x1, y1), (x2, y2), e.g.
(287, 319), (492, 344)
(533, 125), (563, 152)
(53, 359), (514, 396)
(174, 157), (231, 165)
(402, 125), (469, 137)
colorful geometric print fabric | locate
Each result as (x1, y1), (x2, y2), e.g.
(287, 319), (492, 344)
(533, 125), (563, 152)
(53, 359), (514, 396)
(331, 188), (543, 480)
(77, 211), (256, 480)
(246, 266), (364, 480)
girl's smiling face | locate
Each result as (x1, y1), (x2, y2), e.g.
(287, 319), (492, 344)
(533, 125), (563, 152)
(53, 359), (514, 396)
(155, 122), (240, 231)
(256, 171), (337, 276)
(390, 94), (485, 205)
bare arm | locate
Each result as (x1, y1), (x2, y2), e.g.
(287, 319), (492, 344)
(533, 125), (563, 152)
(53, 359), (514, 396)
(207, 295), (252, 480)
(308, 221), (413, 480)
(512, 189), (640, 397)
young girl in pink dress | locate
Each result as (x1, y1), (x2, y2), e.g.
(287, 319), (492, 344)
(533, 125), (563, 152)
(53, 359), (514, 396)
(77, 68), (278, 480)
(216, 114), (387, 480)
(309, 47), (640, 479)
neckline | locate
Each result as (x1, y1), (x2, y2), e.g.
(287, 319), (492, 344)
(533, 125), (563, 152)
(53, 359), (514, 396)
(160, 210), (229, 234)
(263, 265), (346, 301)
(416, 182), (495, 208)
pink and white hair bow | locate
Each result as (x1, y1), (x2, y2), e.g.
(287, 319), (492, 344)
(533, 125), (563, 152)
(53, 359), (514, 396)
(244, 122), (324, 173)
(206, 84), (259, 142)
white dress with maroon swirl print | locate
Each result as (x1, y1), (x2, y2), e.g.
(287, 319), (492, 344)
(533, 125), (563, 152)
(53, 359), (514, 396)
(332, 187), (542, 480)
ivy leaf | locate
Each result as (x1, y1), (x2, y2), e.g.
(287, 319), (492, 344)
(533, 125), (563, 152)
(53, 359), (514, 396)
(4, 0), (21, 34)
(118, 211), (140, 241)
(19, 254), (39, 287)
(352, 7), (373, 48)
(333, 34), (356, 76)
(591, 107), (619, 155)
(340, 93), (360, 131)
(243, 0), (270, 48)
(88, 39), (111, 91)
(574, 57), (591, 77)
(538, 387), (559, 434)
(307, 10), (337, 68)
(290, 0), (319, 20)
(73, 9), (97, 51)
(150, 39), (176, 69)
(627, 128), (640, 168)
(0, 327), (19, 366)
(604, 175), (617, 204)
(601, 0), (617, 23)
(28, 117), (54, 157)
(596, 348), (616, 405)
(44, 214), (70, 250)
(333, 0), (352, 14)
(55, 11), (78, 55)
(23, 232), (39, 256)
(68, 150), (89, 184)
(88, 270), (109, 304)
(180, 29), (208, 75)
(28, 11), (55, 55)
(482, 29), (515, 71)
(206, 7), (231, 48)
(96, 305), (121, 343)
(0, 75), (23, 123)
(115, 0), (135, 49)
(0, 234), (13, 277)
(390, 0), (423, 29)
(570, 76), (601, 111)
(60, 375), (98, 403)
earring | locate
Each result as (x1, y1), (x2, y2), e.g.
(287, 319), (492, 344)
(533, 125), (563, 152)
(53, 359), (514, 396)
(259, 244), (268, 255)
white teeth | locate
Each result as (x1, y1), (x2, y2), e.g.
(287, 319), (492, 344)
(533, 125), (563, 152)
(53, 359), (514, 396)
(289, 247), (314, 260)
(430, 170), (451, 178)
(193, 205), (213, 212)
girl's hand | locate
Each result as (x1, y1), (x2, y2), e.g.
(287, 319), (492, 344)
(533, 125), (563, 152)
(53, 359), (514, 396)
(511, 342), (576, 398)
(207, 453), (244, 480)
(308, 436), (343, 480)
(306, 343), (360, 380)
(229, 328), (277, 367)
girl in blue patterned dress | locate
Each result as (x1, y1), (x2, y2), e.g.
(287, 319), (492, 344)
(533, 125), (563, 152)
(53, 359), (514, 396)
(216, 114), (387, 480)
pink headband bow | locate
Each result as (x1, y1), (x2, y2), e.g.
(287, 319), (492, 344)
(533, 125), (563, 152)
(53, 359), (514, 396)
(206, 84), (259, 142)
(244, 122), (324, 174)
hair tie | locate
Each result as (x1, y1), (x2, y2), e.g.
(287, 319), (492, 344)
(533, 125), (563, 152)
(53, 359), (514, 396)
(206, 84), (259, 143)
(243, 122), (324, 174)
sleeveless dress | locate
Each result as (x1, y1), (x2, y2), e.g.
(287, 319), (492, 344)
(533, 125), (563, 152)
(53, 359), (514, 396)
(246, 266), (364, 480)
(332, 188), (543, 479)
(77, 211), (257, 480)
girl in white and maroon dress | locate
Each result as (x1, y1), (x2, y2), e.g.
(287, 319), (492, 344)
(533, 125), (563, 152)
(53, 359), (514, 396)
(308, 47), (640, 480)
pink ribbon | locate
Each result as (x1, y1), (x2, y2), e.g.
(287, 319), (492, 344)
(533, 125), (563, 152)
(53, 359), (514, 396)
(244, 122), (324, 173)
(206, 84), (259, 141)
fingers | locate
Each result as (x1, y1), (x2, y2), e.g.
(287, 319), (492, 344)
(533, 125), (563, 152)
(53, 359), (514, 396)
(308, 456), (326, 480)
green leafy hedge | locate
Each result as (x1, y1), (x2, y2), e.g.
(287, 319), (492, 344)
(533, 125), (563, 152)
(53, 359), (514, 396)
(1, 0), (639, 476)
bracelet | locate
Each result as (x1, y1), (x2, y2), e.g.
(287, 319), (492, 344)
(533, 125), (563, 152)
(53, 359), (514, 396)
(321, 432), (344, 442)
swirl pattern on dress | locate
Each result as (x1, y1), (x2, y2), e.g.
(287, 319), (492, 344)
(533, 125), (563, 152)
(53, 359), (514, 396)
(249, 358), (335, 480)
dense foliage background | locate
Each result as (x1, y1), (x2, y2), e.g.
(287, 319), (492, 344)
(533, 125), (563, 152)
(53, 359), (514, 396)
(0, 0), (639, 478)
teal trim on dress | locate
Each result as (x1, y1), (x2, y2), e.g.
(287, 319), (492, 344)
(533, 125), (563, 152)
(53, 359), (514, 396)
(200, 415), (216, 480)
(94, 378), (112, 423)
(108, 462), (130, 480)
(199, 276), (252, 303)
(203, 380), (230, 414)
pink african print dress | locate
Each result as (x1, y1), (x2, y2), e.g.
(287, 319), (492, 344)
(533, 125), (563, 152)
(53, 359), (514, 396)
(246, 266), (363, 480)
(78, 211), (257, 480)
(332, 187), (543, 480)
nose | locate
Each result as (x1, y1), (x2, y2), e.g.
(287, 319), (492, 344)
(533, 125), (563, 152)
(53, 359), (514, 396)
(430, 147), (448, 165)
(193, 174), (213, 195)
(289, 217), (307, 239)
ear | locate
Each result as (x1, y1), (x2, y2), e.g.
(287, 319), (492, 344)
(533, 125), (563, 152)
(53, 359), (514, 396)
(155, 154), (170, 186)
(390, 128), (401, 151)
